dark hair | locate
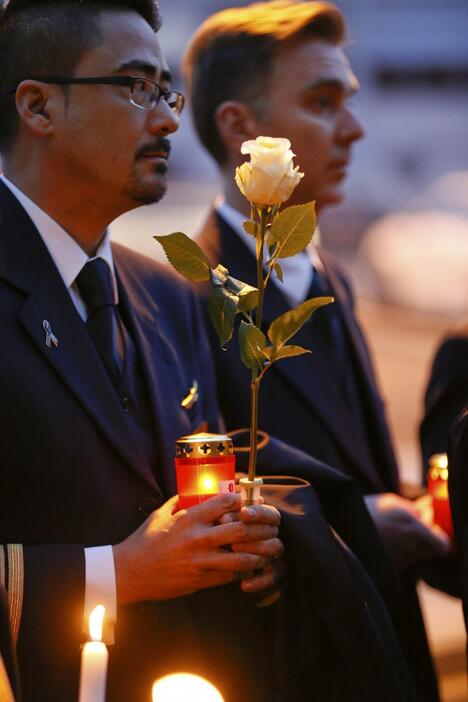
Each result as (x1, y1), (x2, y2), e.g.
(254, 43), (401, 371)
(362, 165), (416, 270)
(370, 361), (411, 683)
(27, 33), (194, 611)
(183, 0), (345, 166)
(0, 0), (161, 151)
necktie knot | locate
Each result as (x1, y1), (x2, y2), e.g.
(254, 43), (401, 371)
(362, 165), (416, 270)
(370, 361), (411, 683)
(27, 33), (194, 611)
(76, 258), (115, 316)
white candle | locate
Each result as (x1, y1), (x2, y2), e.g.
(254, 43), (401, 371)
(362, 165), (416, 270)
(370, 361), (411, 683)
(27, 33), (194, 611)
(78, 605), (108, 702)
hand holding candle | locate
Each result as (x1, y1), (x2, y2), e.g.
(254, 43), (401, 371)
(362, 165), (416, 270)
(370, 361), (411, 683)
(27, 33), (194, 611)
(79, 605), (108, 702)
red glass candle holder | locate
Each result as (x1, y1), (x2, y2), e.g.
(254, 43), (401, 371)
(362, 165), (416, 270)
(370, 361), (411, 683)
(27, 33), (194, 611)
(175, 433), (235, 509)
(427, 453), (453, 538)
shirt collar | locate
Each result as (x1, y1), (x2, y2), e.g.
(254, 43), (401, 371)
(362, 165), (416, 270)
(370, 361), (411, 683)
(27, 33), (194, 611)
(214, 196), (318, 307)
(0, 174), (118, 301)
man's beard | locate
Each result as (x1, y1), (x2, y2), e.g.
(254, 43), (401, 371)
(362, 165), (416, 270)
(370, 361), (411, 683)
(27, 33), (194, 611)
(123, 138), (171, 205)
(123, 162), (168, 205)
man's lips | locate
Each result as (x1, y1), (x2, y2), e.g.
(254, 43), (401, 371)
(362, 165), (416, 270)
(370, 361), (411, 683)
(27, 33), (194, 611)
(328, 159), (349, 170)
(328, 159), (349, 180)
(136, 138), (171, 161)
(141, 151), (169, 159)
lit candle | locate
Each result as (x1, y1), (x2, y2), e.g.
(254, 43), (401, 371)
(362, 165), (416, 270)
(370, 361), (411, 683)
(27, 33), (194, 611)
(175, 433), (235, 509)
(152, 673), (224, 702)
(78, 605), (108, 702)
(427, 453), (453, 538)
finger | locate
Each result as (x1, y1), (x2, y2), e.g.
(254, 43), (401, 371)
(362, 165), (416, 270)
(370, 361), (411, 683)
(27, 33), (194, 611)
(241, 561), (284, 593)
(231, 537), (284, 559)
(217, 511), (239, 525)
(206, 521), (278, 547)
(240, 504), (281, 526)
(189, 493), (241, 524)
(151, 494), (181, 518)
(414, 494), (431, 509)
(204, 550), (269, 573)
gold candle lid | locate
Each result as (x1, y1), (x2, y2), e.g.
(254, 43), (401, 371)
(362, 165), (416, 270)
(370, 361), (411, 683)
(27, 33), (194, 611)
(175, 432), (234, 458)
(428, 452), (448, 481)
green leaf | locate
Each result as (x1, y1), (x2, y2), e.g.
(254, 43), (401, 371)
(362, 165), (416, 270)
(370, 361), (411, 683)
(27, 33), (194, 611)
(238, 285), (259, 312)
(243, 221), (258, 237)
(273, 262), (283, 283)
(238, 322), (267, 371)
(268, 296), (334, 347)
(269, 202), (316, 259)
(154, 233), (211, 282)
(264, 345), (311, 362)
(208, 286), (238, 347)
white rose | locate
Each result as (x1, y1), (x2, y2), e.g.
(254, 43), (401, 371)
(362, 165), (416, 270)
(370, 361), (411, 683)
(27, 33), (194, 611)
(235, 136), (303, 206)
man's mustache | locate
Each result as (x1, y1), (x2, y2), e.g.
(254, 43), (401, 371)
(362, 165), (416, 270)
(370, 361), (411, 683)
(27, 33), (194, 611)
(135, 138), (171, 159)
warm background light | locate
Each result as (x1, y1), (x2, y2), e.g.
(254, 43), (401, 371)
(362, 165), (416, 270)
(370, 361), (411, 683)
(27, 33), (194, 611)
(89, 605), (105, 642)
(152, 673), (224, 702)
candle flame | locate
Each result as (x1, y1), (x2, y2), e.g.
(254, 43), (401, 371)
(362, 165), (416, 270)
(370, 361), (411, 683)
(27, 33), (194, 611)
(200, 474), (215, 491)
(89, 605), (105, 642)
(152, 673), (224, 701)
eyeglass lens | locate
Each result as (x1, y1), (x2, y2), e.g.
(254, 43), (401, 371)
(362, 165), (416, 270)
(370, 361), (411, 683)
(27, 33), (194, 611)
(130, 78), (182, 113)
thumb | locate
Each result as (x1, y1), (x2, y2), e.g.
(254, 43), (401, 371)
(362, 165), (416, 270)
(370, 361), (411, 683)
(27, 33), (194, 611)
(159, 494), (180, 516)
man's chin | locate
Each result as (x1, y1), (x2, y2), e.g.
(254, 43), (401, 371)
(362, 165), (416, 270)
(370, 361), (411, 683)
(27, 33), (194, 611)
(123, 176), (168, 206)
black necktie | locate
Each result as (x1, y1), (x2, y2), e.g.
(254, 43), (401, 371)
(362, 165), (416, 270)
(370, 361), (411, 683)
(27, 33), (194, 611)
(308, 267), (356, 403)
(308, 267), (346, 365)
(76, 258), (123, 387)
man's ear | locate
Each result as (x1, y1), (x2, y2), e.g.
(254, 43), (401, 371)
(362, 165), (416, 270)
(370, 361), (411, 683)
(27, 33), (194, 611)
(215, 100), (260, 157)
(14, 80), (60, 137)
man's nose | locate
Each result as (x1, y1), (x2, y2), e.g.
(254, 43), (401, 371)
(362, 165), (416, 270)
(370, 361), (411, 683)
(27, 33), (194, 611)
(338, 108), (364, 145)
(146, 99), (180, 135)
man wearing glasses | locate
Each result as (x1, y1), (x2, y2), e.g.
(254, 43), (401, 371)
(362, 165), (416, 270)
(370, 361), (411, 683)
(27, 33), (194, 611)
(0, 1), (282, 700)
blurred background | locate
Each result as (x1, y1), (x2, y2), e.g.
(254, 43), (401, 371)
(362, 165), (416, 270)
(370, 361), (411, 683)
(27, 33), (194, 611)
(2, 0), (463, 697)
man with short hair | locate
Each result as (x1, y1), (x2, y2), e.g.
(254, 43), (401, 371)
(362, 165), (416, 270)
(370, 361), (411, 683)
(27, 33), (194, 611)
(183, 2), (448, 699)
(0, 1), (283, 699)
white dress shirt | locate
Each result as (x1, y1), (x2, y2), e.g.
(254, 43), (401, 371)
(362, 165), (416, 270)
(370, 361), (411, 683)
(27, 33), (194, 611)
(0, 174), (117, 641)
(215, 196), (320, 307)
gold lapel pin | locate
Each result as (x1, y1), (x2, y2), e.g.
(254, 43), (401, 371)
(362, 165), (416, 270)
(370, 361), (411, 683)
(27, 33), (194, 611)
(43, 320), (59, 348)
(181, 380), (198, 410)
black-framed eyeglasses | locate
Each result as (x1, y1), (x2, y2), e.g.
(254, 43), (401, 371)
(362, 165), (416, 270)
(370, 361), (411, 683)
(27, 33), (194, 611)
(8, 75), (185, 115)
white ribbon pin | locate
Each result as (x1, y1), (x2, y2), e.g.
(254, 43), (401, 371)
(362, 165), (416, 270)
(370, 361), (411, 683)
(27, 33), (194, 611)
(43, 320), (59, 348)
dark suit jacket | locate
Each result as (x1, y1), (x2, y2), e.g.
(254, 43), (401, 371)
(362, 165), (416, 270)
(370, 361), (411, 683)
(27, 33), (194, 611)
(0, 182), (225, 701)
(194, 210), (440, 702)
(420, 325), (468, 468)
(248, 436), (418, 702)
(449, 410), (468, 629)
(0, 186), (422, 702)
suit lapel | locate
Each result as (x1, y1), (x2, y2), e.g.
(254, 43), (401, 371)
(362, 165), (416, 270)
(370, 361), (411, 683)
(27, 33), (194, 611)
(198, 210), (382, 486)
(114, 248), (193, 496)
(0, 183), (156, 488)
(319, 250), (377, 394)
(319, 250), (399, 489)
